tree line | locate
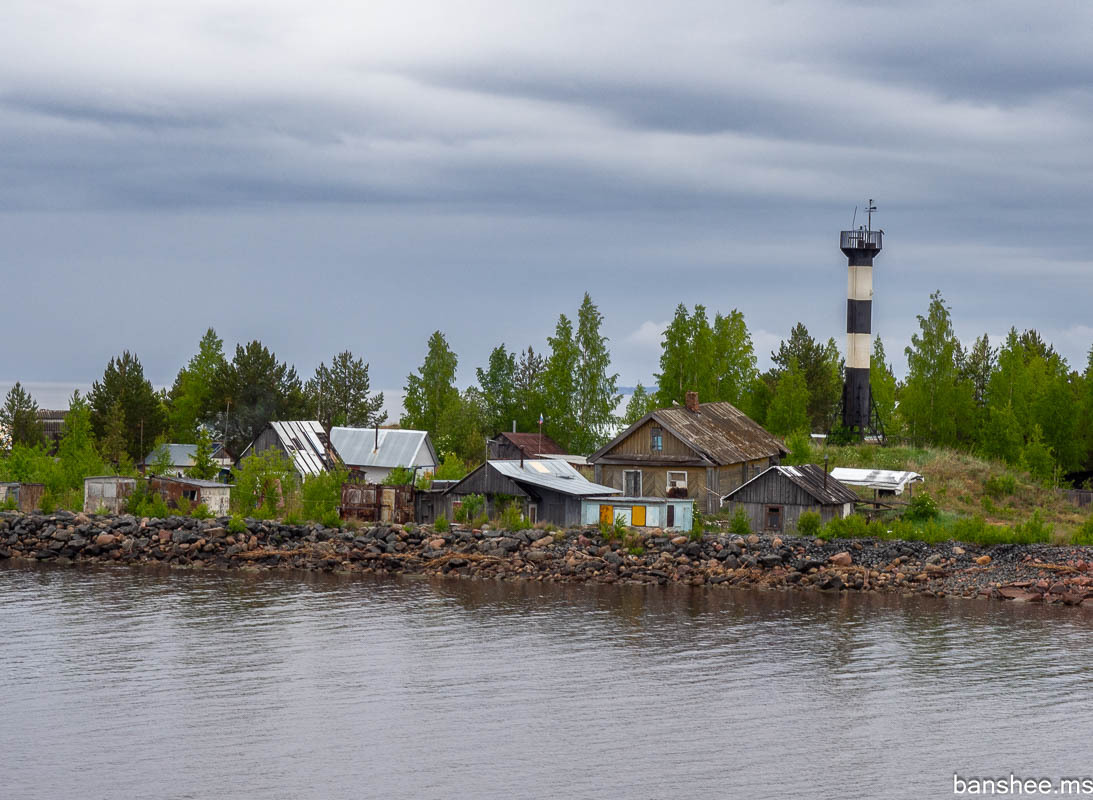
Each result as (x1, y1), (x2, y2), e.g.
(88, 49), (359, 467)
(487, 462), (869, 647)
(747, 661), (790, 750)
(3, 289), (1093, 506)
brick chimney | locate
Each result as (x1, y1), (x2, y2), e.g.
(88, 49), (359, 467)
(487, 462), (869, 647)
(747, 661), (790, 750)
(685, 391), (699, 412)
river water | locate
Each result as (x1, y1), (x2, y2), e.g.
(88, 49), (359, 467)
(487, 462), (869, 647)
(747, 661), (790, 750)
(2, 562), (1092, 800)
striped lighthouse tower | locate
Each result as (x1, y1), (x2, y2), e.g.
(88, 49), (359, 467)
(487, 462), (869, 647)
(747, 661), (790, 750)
(840, 201), (882, 436)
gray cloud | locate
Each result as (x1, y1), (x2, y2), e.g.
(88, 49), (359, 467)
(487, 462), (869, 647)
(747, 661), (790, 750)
(1, 0), (1091, 411)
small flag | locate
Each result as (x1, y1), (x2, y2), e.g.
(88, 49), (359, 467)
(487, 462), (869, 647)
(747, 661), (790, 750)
(538, 413), (544, 426)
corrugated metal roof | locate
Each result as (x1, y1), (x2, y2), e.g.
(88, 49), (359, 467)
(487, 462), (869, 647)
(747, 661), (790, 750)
(487, 460), (619, 497)
(270, 421), (340, 477)
(830, 468), (924, 495)
(145, 443), (198, 467)
(591, 401), (786, 466)
(724, 464), (859, 505)
(497, 432), (566, 457)
(154, 476), (233, 489)
(329, 427), (437, 469)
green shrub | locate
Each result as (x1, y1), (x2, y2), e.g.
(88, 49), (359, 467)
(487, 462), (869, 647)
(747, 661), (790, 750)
(228, 514), (247, 534)
(455, 494), (484, 524)
(783, 429), (813, 466)
(0, 496), (16, 511)
(320, 509), (342, 528)
(301, 467), (348, 523)
(1070, 516), (1093, 546)
(796, 511), (822, 537)
(472, 511), (489, 529)
(498, 501), (529, 532)
(984, 473), (1017, 499)
(176, 495), (192, 516)
(383, 466), (415, 486)
(1011, 511), (1052, 544)
(729, 506), (751, 536)
(190, 503), (213, 520)
(904, 492), (940, 522)
(38, 492), (56, 514)
(231, 449), (296, 517)
(435, 514), (450, 532)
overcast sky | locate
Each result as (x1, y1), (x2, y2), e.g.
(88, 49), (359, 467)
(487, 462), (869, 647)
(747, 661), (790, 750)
(3, 0), (1092, 413)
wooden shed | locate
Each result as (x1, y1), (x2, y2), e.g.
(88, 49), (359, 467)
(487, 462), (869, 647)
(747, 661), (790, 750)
(722, 464), (857, 534)
(441, 460), (618, 528)
(83, 476), (137, 514)
(0, 482), (45, 513)
(149, 476), (232, 516)
(580, 497), (694, 532)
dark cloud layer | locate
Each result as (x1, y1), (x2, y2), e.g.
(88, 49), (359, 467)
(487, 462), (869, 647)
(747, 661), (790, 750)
(1, 0), (1091, 413)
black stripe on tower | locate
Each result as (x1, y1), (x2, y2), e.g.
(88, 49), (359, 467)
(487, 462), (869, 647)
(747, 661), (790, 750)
(846, 251), (875, 267)
(846, 299), (872, 334)
(844, 367), (871, 432)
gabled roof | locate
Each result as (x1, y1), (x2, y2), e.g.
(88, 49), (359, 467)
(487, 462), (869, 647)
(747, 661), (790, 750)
(145, 443), (197, 467)
(590, 401), (786, 466)
(330, 427), (438, 470)
(150, 476), (233, 489)
(493, 431), (566, 457)
(724, 464), (858, 505)
(246, 421), (340, 477)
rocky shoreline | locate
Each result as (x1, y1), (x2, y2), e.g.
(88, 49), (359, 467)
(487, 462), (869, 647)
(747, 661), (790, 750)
(4, 510), (1093, 607)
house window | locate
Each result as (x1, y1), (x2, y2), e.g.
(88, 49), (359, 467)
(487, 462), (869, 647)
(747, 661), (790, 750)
(624, 470), (642, 496)
(667, 471), (688, 490)
(766, 505), (783, 532)
(650, 426), (663, 452)
(528, 505), (538, 524)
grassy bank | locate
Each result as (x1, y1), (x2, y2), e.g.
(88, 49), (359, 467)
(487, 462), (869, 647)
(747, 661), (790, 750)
(812, 444), (1093, 546)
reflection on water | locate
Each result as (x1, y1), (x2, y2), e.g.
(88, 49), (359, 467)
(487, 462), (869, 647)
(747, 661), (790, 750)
(2, 562), (1093, 800)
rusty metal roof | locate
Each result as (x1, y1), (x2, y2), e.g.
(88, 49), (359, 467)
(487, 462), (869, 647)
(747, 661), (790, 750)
(724, 464), (858, 505)
(268, 421), (341, 476)
(591, 401), (786, 465)
(496, 432), (566, 457)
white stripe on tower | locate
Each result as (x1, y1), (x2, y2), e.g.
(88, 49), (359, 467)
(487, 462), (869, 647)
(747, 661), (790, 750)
(846, 333), (871, 369)
(847, 266), (873, 301)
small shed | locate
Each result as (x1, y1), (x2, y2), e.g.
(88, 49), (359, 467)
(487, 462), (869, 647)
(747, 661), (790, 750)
(239, 420), (341, 478)
(84, 476), (137, 514)
(722, 464), (857, 533)
(580, 497), (693, 532)
(829, 468), (923, 497)
(0, 482), (45, 513)
(149, 476), (232, 516)
(340, 481), (415, 524)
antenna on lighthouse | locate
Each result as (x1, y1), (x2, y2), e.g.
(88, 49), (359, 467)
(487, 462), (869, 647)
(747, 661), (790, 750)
(866, 198), (877, 231)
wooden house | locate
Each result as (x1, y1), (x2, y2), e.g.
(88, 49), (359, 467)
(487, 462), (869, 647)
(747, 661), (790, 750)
(486, 431), (593, 478)
(589, 392), (786, 514)
(441, 459), (618, 528)
(721, 464), (857, 533)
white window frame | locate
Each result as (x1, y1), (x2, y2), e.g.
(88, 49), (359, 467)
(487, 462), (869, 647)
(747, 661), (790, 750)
(623, 469), (642, 497)
(666, 470), (688, 490)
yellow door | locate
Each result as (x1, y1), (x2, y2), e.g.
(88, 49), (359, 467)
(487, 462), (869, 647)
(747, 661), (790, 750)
(599, 504), (614, 525)
(631, 505), (646, 527)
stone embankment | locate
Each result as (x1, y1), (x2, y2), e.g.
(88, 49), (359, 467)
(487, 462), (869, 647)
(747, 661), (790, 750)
(4, 510), (1093, 607)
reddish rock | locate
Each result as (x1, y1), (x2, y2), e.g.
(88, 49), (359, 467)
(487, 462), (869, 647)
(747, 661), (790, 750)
(829, 552), (853, 567)
(975, 555), (992, 565)
(95, 533), (116, 547)
(999, 587), (1040, 602)
(533, 535), (554, 548)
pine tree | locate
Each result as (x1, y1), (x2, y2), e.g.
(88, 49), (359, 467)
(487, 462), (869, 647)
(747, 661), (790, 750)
(99, 400), (129, 469)
(572, 293), (620, 453)
(211, 340), (306, 456)
(306, 350), (385, 431)
(0, 382), (45, 449)
(89, 352), (167, 462)
(770, 323), (842, 430)
(514, 346), (546, 431)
